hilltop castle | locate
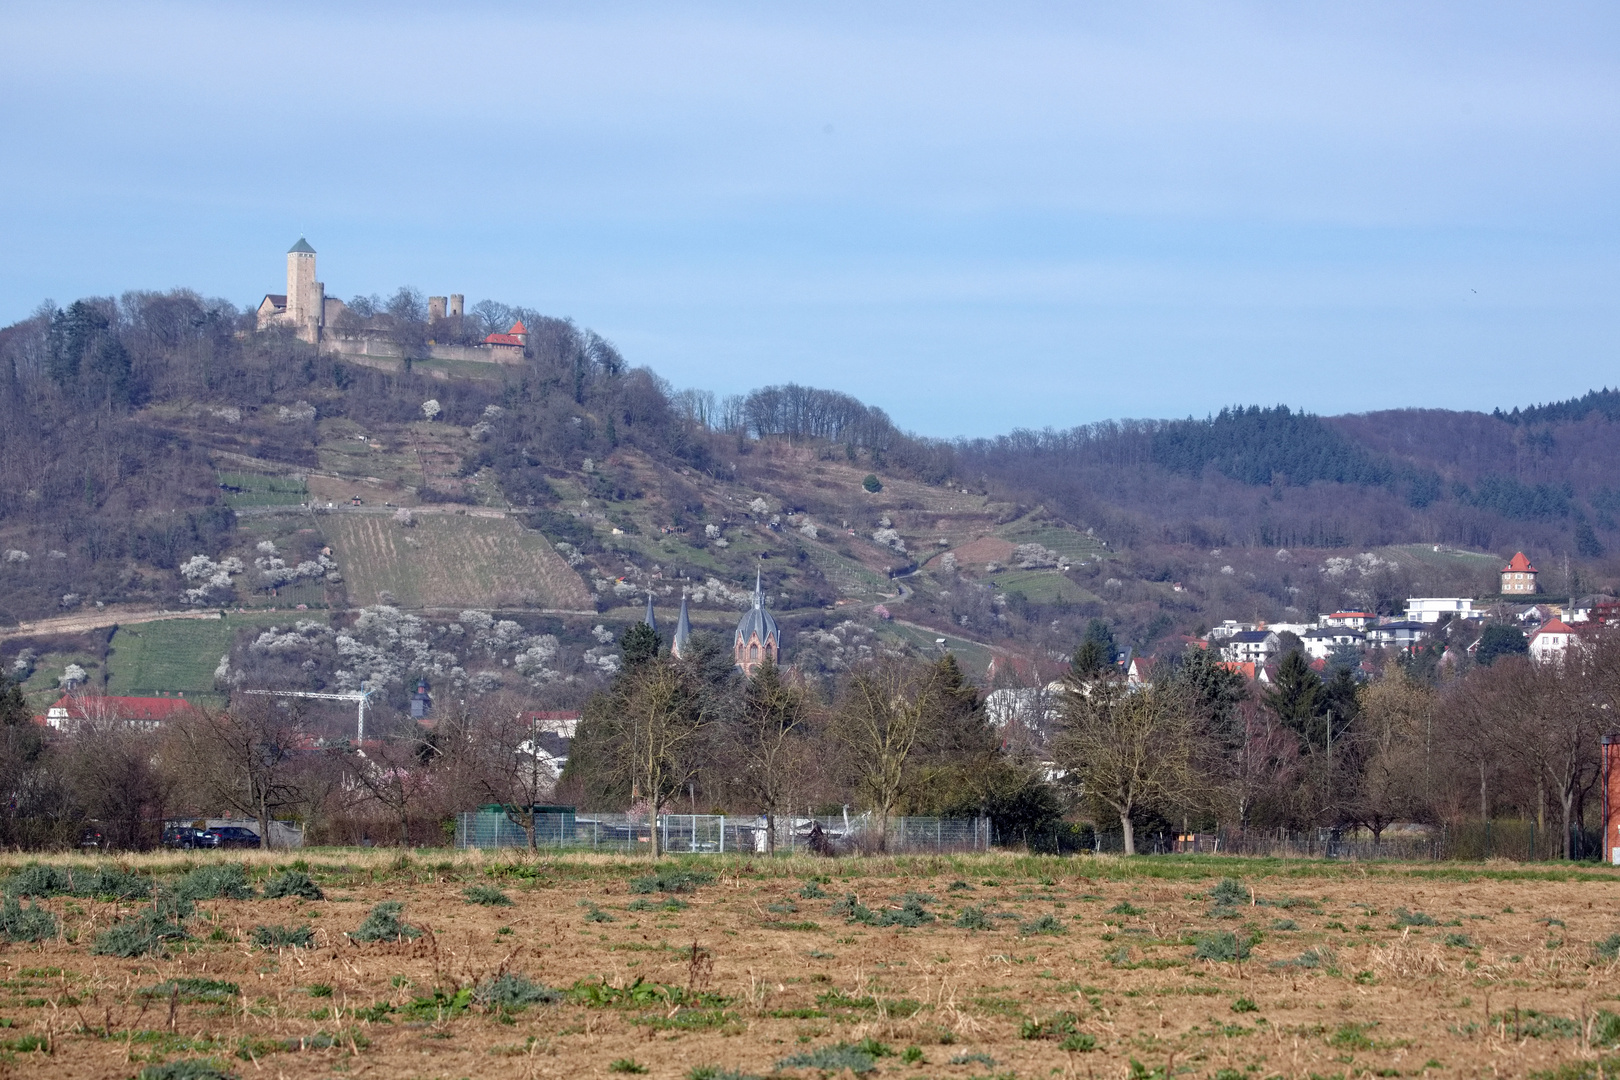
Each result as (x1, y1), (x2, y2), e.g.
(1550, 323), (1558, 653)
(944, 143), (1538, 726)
(255, 238), (348, 345)
(253, 239), (524, 363)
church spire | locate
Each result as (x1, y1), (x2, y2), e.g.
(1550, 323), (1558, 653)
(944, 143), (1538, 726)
(644, 591), (657, 635)
(672, 591), (692, 658)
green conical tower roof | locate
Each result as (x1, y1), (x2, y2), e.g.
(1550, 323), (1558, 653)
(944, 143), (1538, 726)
(288, 237), (316, 254)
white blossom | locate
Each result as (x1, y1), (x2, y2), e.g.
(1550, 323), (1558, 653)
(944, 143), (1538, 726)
(60, 664), (86, 688)
(3, 550), (28, 564)
(421, 399), (442, 420)
(799, 522), (818, 539)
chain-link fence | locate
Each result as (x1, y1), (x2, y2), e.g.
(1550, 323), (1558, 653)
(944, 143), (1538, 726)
(456, 809), (991, 854)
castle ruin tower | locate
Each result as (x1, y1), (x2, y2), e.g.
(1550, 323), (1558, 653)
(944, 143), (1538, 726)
(286, 237), (321, 345)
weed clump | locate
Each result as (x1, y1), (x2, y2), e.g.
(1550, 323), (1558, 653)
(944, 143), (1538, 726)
(262, 870), (323, 900)
(3, 864), (72, 898)
(609, 1060), (648, 1074)
(92, 908), (191, 957)
(954, 906), (992, 931)
(1393, 907), (1437, 927)
(1109, 900), (1144, 916)
(77, 865), (154, 900)
(139, 978), (240, 1002)
(1208, 878), (1246, 906)
(799, 881), (829, 899)
(474, 973), (564, 1010)
(688, 1068), (763, 1080)
(1595, 934), (1620, 961)
(949, 1052), (997, 1067)
(1020, 913), (1065, 936)
(350, 901), (421, 943)
(175, 864), (254, 902)
(1193, 930), (1252, 962)
(251, 924), (315, 949)
(0, 897), (57, 942)
(629, 866), (715, 894)
(1443, 932), (1475, 948)
(463, 883), (514, 906)
(137, 1060), (239, 1080)
(777, 1040), (890, 1074)
(947, 880), (974, 892)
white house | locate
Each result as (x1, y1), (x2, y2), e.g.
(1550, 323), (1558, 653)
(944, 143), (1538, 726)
(1320, 611), (1376, 630)
(1405, 598), (1477, 624)
(1529, 619), (1577, 664)
(1366, 621), (1428, 648)
(1223, 630), (1279, 664)
(1302, 627), (1364, 660)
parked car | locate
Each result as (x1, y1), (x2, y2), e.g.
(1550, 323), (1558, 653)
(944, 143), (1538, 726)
(161, 825), (208, 849)
(78, 828), (104, 850)
(202, 826), (261, 849)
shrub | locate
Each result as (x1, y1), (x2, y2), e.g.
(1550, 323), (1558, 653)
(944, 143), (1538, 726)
(464, 884), (514, 906)
(0, 897), (57, 942)
(799, 882), (829, 899)
(92, 909), (190, 957)
(1108, 901), (1144, 916)
(4, 864), (73, 898)
(629, 867), (715, 894)
(1393, 907), (1437, 927)
(175, 864), (254, 902)
(475, 973), (564, 1010)
(76, 865), (153, 900)
(350, 901), (421, 943)
(137, 1060), (239, 1080)
(1208, 878), (1246, 906)
(778, 1042), (882, 1074)
(1193, 931), (1252, 962)
(862, 475), (882, 493)
(954, 906), (992, 931)
(1019, 913), (1065, 936)
(1020, 1011), (1081, 1040)
(262, 870), (323, 900)
(140, 978), (240, 1002)
(251, 924), (315, 949)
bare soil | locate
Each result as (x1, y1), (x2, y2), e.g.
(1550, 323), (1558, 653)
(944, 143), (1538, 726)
(4, 850), (1619, 1079)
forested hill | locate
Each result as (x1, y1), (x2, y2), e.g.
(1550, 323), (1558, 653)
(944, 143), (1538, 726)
(0, 288), (1617, 685)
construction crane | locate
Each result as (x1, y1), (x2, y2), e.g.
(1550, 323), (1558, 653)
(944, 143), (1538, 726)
(241, 684), (375, 742)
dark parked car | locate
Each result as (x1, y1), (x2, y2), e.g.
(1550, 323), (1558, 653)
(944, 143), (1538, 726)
(162, 826), (209, 849)
(202, 826), (261, 849)
(78, 828), (104, 850)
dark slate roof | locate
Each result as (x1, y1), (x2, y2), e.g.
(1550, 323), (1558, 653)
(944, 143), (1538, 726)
(288, 236), (316, 254)
(1228, 631), (1274, 643)
(735, 571), (778, 644)
(672, 593), (691, 654)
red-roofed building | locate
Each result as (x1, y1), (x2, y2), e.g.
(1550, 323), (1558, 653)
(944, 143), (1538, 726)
(1529, 619), (1576, 664)
(1321, 611), (1376, 630)
(481, 321), (529, 359)
(40, 694), (195, 731)
(1502, 551), (1538, 595)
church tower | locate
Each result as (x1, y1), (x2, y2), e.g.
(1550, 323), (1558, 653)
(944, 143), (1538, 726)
(733, 570), (780, 675)
(671, 592), (692, 658)
(286, 237), (323, 345)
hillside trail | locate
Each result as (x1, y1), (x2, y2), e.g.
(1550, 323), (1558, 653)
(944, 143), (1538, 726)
(0, 607), (225, 641)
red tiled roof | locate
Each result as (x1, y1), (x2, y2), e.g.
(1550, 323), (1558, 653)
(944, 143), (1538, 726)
(1533, 619), (1574, 638)
(48, 695), (195, 722)
(483, 333), (524, 346)
(1217, 661), (1258, 680)
(1503, 551), (1538, 573)
(508, 321), (527, 335)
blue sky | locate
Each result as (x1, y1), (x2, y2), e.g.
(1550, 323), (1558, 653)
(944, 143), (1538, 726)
(2, 2), (1616, 436)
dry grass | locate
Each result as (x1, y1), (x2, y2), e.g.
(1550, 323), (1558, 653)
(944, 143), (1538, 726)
(1, 849), (1618, 1078)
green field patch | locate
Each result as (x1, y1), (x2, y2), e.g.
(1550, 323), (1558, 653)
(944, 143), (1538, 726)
(217, 472), (308, 509)
(989, 569), (1098, 605)
(996, 523), (1110, 562)
(106, 614), (302, 697)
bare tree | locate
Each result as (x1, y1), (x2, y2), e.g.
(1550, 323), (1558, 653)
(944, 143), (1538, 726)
(1343, 668), (1432, 845)
(61, 696), (174, 850)
(587, 657), (712, 857)
(464, 694), (567, 851)
(831, 658), (947, 844)
(732, 659), (809, 853)
(166, 698), (307, 849)
(1053, 680), (1202, 855)
(342, 717), (448, 846)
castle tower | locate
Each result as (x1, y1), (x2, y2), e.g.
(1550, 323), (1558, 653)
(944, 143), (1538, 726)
(671, 592), (692, 659)
(448, 294), (464, 318)
(733, 570), (780, 675)
(286, 237), (320, 344)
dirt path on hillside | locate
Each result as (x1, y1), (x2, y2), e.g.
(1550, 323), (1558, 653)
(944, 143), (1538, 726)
(0, 607), (225, 641)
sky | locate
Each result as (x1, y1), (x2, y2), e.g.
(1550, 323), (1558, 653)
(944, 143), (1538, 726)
(2, 2), (1617, 437)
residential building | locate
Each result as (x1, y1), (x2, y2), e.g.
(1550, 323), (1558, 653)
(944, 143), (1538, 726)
(1365, 621), (1428, 649)
(1320, 611), (1376, 630)
(1222, 630), (1279, 664)
(1501, 552), (1538, 595)
(1405, 598), (1476, 623)
(40, 694), (194, 731)
(1302, 626), (1364, 660)
(1529, 619), (1577, 664)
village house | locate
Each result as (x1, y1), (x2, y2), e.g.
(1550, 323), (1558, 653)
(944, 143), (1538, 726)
(1320, 611), (1376, 630)
(1529, 618), (1577, 664)
(40, 694), (195, 731)
(1222, 630), (1279, 664)
(1405, 597), (1477, 623)
(1365, 621), (1427, 649)
(1302, 626), (1364, 660)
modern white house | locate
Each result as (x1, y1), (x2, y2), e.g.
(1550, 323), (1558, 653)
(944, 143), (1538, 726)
(1366, 621), (1428, 648)
(1222, 630), (1279, 664)
(1319, 611), (1376, 630)
(1405, 598), (1477, 624)
(1302, 626), (1364, 660)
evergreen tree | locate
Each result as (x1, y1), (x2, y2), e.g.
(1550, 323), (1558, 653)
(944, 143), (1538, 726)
(1266, 652), (1325, 748)
(1166, 646), (1249, 748)
(1070, 619), (1117, 678)
(1475, 625), (1527, 666)
(620, 621), (662, 668)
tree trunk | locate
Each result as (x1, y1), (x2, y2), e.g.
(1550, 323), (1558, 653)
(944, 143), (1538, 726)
(1120, 813), (1136, 856)
(1479, 758), (1488, 823)
(1560, 784), (1575, 860)
(258, 787), (272, 851)
(765, 810), (776, 855)
(650, 801), (662, 858)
